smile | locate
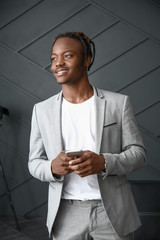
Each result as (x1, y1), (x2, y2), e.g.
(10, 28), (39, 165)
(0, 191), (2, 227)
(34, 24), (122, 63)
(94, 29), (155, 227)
(56, 69), (69, 76)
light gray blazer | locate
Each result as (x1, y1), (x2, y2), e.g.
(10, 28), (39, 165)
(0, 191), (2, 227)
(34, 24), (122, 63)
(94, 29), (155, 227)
(28, 87), (146, 237)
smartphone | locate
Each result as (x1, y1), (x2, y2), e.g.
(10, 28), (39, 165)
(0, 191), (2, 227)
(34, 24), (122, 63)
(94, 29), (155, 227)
(66, 150), (82, 157)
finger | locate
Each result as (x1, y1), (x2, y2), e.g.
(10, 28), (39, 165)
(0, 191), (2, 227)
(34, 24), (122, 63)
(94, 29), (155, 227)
(69, 155), (87, 165)
(69, 158), (81, 165)
(82, 150), (90, 155)
(66, 168), (74, 174)
(62, 169), (74, 175)
(69, 161), (87, 171)
(63, 155), (75, 162)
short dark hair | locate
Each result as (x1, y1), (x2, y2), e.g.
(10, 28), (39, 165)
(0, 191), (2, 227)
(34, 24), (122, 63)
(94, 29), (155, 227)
(52, 32), (95, 71)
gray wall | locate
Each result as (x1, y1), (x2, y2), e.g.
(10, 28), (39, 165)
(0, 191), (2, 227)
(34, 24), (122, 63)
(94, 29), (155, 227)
(0, 0), (160, 239)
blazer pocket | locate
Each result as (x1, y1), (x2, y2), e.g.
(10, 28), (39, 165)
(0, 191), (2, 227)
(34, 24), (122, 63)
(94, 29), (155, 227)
(103, 121), (117, 128)
(101, 119), (120, 153)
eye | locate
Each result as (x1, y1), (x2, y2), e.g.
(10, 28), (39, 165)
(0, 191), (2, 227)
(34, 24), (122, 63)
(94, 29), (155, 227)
(64, 54), (72, 59)
(51, 56), (57, 62)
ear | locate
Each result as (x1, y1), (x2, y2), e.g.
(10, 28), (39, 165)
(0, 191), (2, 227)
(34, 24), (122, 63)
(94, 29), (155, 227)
(84, 56), (91, 70)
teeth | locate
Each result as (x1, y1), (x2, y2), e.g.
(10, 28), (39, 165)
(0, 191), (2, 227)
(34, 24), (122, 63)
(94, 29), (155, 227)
(57, 69), (68, 74)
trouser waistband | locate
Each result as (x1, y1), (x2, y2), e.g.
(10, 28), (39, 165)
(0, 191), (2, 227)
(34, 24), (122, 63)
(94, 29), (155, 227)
(61, 199), (102, 206)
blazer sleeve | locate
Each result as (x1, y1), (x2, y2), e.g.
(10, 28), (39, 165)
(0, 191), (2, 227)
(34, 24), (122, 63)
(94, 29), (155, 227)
(28, 105), (62, 182)
(102, 96), (146, 176)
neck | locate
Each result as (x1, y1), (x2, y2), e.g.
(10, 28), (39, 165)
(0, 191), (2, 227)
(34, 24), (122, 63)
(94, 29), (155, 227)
(62, 82), (93, 104)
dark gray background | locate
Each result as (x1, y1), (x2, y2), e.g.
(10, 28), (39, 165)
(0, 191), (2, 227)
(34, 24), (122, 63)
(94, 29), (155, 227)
(0, 0), (160, 239)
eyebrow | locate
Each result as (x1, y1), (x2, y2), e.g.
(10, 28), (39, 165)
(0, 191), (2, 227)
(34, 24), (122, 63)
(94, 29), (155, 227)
(51, 50), (75, 56)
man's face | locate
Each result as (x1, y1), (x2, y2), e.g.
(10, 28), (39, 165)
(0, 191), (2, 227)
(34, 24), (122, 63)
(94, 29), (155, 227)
(51, 37), (88, 85)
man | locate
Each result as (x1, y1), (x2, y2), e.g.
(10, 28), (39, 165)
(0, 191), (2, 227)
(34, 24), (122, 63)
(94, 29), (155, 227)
(28, 32), (146, 240)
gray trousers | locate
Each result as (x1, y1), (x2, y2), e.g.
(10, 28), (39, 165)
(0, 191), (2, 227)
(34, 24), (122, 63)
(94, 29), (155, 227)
(52, 199), (132, 240)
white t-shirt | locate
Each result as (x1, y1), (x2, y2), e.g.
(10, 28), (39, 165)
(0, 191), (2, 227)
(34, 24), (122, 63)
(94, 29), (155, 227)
(61, 96), (101, 200)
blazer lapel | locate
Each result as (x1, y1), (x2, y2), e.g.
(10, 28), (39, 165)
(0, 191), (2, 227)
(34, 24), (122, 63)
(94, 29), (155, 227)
(94, 87), (106, 154)
(51, 91), (63, 155)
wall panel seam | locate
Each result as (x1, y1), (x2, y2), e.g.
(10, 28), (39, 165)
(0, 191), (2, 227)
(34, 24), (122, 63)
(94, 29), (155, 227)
(91, 20), (120, 39)
(24, 201), (48, 217)
(0, 139), (28, 159)
(89, 38), (149, 76)
(0, 74), (42, 102)
(0, 0), (44, 30)
(0, 176), (33, 198)
(138, 125), (160, 143)
(117, 66), (160, 93)
(136, 100), (160, 116)
(90, 0), (160, 45)
(146, 164), (160, 176)
(0, 41), (55, 79)
(17, 3), (91, 52)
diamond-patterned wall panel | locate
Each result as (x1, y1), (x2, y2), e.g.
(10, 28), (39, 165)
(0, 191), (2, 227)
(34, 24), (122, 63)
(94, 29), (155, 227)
(0, 0), (42, 28)
(0, 195), (14, 215)
(137, 103), (160, 138)
(11, 179), (48, 215)
(120, 68), (160, 114)
(0, 144), (30, 194)
(0, 76), (37, 125)
(128, 130), (160, 181)
(89, 39), (160, 91)
(0, 116), (30, 156)
(0, 45), (61, 100)
(0, 0), (88, 50)
(19, 4), (116, 67)
(91, 22), (146, 72)
(91, 0), (160, 41)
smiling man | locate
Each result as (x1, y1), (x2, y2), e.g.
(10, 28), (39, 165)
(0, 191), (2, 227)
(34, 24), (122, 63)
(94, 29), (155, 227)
(28, 32), (146, 240)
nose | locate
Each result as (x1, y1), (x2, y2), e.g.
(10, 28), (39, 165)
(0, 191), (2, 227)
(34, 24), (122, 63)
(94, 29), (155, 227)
(56, 56), (65, 67)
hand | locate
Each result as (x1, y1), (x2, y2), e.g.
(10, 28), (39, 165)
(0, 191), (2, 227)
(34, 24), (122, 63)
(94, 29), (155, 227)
(69, 150), (105, 177)
(51, 151), (74, 176)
